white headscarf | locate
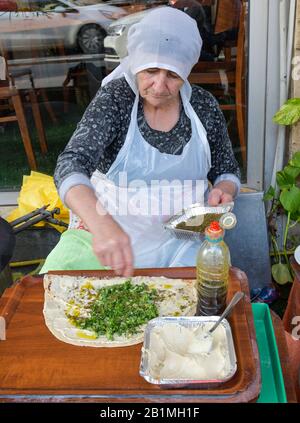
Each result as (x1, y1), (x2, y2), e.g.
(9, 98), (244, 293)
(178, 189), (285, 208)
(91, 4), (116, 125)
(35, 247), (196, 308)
(102, 6), (202, 99)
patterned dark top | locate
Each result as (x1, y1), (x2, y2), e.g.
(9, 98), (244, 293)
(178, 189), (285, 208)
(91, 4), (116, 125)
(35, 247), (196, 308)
(54, 77), (241, 195)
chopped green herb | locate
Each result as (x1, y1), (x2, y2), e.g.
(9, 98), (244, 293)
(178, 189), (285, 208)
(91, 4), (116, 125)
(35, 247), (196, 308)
(176, 213), (221, 233)
(66, 280), (159, 340)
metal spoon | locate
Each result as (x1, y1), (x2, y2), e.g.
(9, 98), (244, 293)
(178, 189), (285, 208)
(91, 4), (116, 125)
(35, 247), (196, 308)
(191, 291), (245, 354)
(208, 291), (245, 334)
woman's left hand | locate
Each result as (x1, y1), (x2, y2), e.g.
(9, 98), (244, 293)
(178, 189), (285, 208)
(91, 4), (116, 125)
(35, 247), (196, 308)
(207, 181), (237, 206)
(208, 188), (233, 205)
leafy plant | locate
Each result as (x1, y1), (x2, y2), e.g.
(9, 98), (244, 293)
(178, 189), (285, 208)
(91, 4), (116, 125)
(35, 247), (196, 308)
(273, 98), (300, 126)
(264, 98), (300, 285)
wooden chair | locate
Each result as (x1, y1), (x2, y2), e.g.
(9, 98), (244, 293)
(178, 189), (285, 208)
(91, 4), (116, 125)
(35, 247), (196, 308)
(214, 0), (242, 34)
(188, 0), (247, 166)
(20, 41), (65, 125)
(62, 64), (90, 113)
(0, 54), (48, 170)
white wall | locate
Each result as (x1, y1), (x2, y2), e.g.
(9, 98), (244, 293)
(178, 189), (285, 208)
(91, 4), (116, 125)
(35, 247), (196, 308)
(264, 0), (292, 190)
(247, 0), (291, 191)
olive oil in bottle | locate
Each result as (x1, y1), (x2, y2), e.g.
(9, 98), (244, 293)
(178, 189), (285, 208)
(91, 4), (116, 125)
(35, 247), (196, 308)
(197, 221), (230, 316)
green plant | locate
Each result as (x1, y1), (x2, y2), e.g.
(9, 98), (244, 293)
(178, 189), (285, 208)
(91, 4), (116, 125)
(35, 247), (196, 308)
(264, 98), (300, 285)
(272, 98), (300, 125)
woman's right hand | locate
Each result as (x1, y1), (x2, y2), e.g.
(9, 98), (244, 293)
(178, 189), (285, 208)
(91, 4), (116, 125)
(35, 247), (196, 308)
(92, 215), (134, 277)
(65, 185), (134, 277)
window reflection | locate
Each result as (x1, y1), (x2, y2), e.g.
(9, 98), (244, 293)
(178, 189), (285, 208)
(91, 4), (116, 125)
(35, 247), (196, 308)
(0, 0), (248, 189)
(0, 0), (127, 54)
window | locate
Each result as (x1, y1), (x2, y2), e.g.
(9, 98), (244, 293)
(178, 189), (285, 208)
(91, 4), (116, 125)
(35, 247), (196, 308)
(0, 0), (248, 190)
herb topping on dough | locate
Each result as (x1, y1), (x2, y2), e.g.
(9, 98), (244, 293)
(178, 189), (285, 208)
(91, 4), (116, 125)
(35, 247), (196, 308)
(66, 280), (159, 340)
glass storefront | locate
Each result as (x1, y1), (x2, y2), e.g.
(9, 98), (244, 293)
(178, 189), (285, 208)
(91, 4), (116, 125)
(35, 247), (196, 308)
(0, 0), (248, 189)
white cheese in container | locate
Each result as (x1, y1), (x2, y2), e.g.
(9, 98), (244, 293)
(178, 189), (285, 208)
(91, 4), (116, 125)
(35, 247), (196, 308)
(140, 316), (237, 388)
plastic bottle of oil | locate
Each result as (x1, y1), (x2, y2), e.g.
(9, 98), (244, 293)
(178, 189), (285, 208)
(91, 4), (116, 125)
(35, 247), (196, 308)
(196, 221), (230, 316)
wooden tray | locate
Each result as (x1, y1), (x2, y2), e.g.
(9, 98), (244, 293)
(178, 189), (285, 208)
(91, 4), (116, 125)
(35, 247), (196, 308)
(0, 267), (261, 403)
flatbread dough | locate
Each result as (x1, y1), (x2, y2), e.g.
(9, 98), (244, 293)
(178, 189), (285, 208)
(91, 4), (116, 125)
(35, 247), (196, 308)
(43, 274), (197, 347)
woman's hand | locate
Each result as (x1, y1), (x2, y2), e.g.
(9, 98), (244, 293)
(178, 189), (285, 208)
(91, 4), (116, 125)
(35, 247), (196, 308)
(92, 215), (134, 277)
(207, 181), (237, 206)
(65, 185), (134, 277)
(208, 188), (233, 206)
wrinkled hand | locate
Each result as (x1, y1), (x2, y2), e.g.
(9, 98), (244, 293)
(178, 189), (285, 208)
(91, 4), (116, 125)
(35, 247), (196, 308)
(92, 216), (134, 277)
(208, 188), (233, 206)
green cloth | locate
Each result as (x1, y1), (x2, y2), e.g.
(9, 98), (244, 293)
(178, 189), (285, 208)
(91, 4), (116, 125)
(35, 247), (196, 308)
(40, 229), (107, 273)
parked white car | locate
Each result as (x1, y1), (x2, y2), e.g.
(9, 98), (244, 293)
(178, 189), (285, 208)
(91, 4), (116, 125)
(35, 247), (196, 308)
(0, 0), (127, 54)
(104, 5), (167, 70)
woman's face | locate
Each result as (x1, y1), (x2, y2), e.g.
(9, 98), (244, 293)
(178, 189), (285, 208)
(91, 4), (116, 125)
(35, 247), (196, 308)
(136, 68), (184, 108)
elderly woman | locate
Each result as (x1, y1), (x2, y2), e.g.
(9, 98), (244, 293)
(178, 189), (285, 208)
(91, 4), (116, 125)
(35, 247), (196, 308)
(41, 7), (240, 276)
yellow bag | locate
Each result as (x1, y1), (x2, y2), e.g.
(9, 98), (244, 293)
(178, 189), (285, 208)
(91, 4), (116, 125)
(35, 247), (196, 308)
(7, 171), (69, 233)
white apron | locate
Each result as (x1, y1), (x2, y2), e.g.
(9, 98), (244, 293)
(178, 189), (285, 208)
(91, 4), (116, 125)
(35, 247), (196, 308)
(91, 83), (211, 268)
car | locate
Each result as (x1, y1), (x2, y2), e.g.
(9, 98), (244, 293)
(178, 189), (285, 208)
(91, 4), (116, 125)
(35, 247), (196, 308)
(102, 0), (166, 9)
(104, 5), (167, 71)
(0, 0), (17, 11)
(104, 1), (223, 71)
(0, 0), (127, 55)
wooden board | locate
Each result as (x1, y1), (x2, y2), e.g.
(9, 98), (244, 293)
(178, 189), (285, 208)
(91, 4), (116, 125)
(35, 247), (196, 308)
(0, 267), (261, 403)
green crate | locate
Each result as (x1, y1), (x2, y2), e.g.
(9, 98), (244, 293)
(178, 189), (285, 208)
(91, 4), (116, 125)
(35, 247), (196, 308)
(252, 303), (287, 403)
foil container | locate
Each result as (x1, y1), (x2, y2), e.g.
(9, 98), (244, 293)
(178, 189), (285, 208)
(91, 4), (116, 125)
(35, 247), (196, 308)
(163, 202), (234, 241)
(139, 316), (237, 389)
